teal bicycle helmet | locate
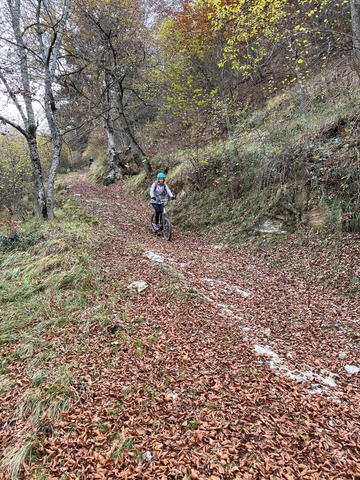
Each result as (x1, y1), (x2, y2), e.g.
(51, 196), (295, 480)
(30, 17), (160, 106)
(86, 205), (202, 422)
(157, 172), (166, 179)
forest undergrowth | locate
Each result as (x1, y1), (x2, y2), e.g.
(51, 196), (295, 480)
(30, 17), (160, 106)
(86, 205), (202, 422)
(136, 67), (360, 240)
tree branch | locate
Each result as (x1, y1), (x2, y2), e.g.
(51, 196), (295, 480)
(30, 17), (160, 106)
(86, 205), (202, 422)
(0, 114), (27, 137)
(0, 69), (28, 126)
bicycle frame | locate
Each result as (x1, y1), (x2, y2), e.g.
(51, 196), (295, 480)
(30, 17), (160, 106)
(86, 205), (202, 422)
(150, 200), (172, 241)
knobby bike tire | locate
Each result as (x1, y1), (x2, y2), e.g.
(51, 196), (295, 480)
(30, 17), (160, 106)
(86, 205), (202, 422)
(163, 216), (172, 241)
(150, 213), (157, 233)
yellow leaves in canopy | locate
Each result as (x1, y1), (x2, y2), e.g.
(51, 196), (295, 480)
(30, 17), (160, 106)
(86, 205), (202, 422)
(197, 0), (288, 71)
(193, 0), (339, 74)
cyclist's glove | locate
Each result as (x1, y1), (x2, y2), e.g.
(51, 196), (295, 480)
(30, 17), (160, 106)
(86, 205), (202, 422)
(151, 197), (156, 201)
(171, 195), (176, 200)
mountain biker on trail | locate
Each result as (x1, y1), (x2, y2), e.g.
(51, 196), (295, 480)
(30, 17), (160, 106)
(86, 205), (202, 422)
(150, 172), (175, 231)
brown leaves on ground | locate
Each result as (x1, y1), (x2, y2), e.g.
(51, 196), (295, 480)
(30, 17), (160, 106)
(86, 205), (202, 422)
(1, 172), (359, 479)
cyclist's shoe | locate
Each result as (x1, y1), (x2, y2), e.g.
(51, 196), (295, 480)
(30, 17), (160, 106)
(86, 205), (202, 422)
(152, 223), (159, 231)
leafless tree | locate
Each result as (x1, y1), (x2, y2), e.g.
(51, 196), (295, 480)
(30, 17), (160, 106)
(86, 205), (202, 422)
(63, 0), (152, 181)
(0, 0), (71, 218)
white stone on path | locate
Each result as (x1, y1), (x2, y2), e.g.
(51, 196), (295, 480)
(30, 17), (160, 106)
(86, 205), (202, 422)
(127, 280), (148, 293)
(344, 365), (359, 374)
(231, 286), (251, 297)
(143, 251), (166, 263)
(141, 451), (152, 462)
(204, 278), (251, 297)
(254, 344), (337, 389)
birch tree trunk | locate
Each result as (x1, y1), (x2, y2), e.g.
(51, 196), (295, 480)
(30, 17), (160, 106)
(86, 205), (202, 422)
(27, 135), (48, 218)
(4, 0), (48, 217)
(2, 0), (71, 218)
(36, 0), (72, 219)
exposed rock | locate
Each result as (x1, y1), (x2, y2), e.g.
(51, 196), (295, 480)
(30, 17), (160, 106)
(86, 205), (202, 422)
(211, 244), (225, 250)
(143, 251), (165, 263)
(263, 327), (271, 337)
(204, 278), (251, 298)
(127, 280), (148, 293)
(231, 286), (251, 298)
(254, 344), (337, 389)
(104, 171), (116, 186)
(158, 263), (186, 282)
(196, 292), (214, 303)
(141, 451), (153, 463)
(256, 220), (287, 235)
(344, 365), (359, 374)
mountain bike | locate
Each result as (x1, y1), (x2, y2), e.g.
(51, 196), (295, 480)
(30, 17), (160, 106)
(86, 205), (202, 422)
(150, 201), (172, 241)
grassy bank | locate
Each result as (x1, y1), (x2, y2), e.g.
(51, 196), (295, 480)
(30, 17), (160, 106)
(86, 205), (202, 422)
(139, 67), (360, 239)
(0, 198), (104, 479)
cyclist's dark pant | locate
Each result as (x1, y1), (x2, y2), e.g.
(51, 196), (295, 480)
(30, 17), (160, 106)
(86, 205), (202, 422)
(152, 203), (164, 224)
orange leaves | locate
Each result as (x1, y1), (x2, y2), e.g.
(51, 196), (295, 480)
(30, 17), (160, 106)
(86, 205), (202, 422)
(1, 174), (359, 479)
(174, 0), (215, 47)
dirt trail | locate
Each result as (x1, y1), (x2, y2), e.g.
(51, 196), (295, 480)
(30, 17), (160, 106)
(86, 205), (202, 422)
(24, 173), (360, 478)
(70, 173), (359, 391)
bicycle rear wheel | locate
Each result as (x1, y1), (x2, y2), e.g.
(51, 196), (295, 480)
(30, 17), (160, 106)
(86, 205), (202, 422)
(162, 215), (172, 241)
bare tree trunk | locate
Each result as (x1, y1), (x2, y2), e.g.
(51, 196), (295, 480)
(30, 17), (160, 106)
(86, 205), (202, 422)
(46, 130), (62, 219)
(220, 64), (231, 138)
(104, 117), (124, 184)
(4, 0), (48, 217)
(27, 134), (48, 218)
(351, 0), (360, 69)
(106, 122), (120, 171)
(101, 71), (125, 184)
(36, 0), (72, 219)
(74, 8), (152, 181)
(288, 40), (307, 111)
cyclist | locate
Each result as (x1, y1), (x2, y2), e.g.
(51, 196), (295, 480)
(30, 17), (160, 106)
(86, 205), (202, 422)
(150, 172), (175, 231)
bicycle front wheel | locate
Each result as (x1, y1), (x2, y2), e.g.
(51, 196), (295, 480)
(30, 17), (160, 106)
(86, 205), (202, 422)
(150, 213), (157, 233)
(162, 216), (172, 241)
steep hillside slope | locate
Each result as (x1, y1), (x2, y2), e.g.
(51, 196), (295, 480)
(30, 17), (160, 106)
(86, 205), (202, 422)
(141, 67), (360, 239)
